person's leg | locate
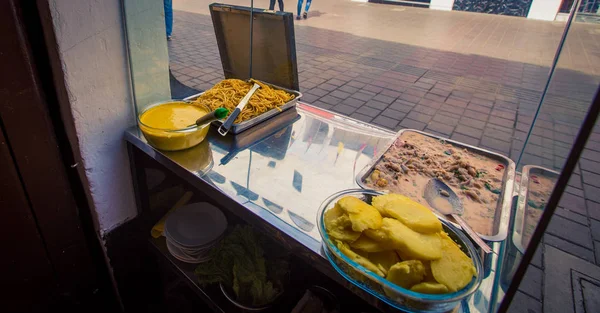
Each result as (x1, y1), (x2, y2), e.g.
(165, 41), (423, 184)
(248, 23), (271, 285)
(278, 0), (284, 11)
(269, 0), (276, 10)
(304, 0), (312, 12)
(164, 0), (173, 38)
(297, 0), (303, 18)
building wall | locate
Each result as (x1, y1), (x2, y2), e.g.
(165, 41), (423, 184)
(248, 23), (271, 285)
(48, 0), (137, 234)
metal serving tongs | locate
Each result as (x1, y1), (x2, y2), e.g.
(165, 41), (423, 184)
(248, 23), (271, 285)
(217, 83), (261, 136)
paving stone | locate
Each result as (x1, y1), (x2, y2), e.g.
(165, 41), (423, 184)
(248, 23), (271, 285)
(312, 101), (333, 111)
(327, 78), (346, 86)
(548, 215), (593, 248)
(308, 88), (329, 97)
(418, 98), (443, 109)
(450, 133), (480, 146)
(404, 88), (427, 98)
(429, 88), (451, 98)
(381, 108), (406, 120)
(351, 92), (375, 102)
(301, 93), (320, 103)
(320, 95), (342, 105)
(492, 109), (517, 120)
(467, 103), (492, 114)
(399, 93), (422, 104)
(407, 111), (433, 123)
(471, 97), (495, 107)
(489, 115), (515, 128)
(373, 94), (396, 104)
(484, 128), (513, 142)
(518, 265), (543, 301)
(317, 83), (337, 92)
(372, 115), (399, 129)
(331, 104), (356, 115)
(445, 97), (468, 108)
(480, 136), (511, 155)
(426, 122), (454, 136)
(544, 245), (600, 313)
(591, 219), (600, 241)
(355, 106), (382, 118)
(463, 110), (489, 122)
(556, 207), (588, 226)
(338, 85), (359, 94)
(413, 106), (437, 116)
(582, 171), (600, 188)
(583, 149), (600, 162)
(558, 192), (588, 215)
(424, 93), (447, 103)
(398, 118), (426, 131)
(507, 291), (542, 313)
(342, 97), (365, 108)
(531, 244), (543, 268)
(363, 84), (384, 94)
(588, 200), (600, 221)
(380, 89), (402, 98)
(544, 234), (596, 263)
(390, 100), (416, 113)
(330, 90), (351, 100)
(433, 113), (459, 126)
(346, 81), (366, 89)
(585, 184), (600, 204)
(365, 100), (389, 111)
(350, 112), (373, 123)
(580, 159), (600, 175)
(596, 241), (600, 266)
(455, 124), (483, 139)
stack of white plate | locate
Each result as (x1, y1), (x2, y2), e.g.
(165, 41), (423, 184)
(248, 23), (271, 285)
(164, 202), (228, 263)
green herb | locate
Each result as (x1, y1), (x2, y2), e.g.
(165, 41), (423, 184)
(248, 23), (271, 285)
(460, 185), (469, 190)
(195, 225), (289, 306)
(484, 182), (501, 194)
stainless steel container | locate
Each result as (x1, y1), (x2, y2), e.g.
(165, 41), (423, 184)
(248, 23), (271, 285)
(512, 165), (559, 254)
(356, 129), (516, 242)
(184, 80), (302, 134)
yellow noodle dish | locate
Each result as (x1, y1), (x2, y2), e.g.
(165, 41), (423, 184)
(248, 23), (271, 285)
(138, 101), (210, 151)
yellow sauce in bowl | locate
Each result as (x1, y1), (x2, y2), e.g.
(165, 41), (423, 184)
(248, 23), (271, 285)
(138, 101), (210, 151)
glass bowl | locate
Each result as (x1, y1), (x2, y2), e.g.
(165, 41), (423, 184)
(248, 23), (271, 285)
(316, 189), (483, 313)
(138, 100), (211, 151)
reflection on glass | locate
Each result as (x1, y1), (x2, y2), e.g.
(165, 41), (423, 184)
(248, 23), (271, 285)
(122, 0), (171, 112)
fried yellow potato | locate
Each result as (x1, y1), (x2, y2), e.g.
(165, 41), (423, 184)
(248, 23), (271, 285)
(381, 218), (442, 260)
(369, 251), (400, 273)
(337, 196), (382, 232)
(350, 235), (394, 252)
(383, 198), (442, 234)
(386, 260), (426, 289)
(372, 194), (410, 216)
(410, 282), (449, 294)
(336, 240), (386, 277)
(324, 204), (361, 242)
(431, 233), (476, 292)
(364, 228), (388, 242)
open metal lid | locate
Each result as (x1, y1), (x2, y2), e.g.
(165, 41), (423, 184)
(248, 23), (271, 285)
(209, 3), (299, 91)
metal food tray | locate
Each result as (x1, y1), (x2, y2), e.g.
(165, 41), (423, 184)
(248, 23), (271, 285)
(184, 80), (302, 134)
(512, 165), (559, 254)
(356, 129), (516, 242)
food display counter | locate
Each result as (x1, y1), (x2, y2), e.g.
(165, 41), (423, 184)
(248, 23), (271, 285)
(125, 103), (511, 313)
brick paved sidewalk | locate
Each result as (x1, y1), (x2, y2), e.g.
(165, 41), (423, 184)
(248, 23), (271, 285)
(168, 6), (600, 313)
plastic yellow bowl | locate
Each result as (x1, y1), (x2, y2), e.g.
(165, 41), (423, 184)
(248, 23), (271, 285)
(138, 101), (211, 151)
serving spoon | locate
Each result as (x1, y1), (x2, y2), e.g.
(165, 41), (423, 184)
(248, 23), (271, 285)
(424, 178), (493, 254)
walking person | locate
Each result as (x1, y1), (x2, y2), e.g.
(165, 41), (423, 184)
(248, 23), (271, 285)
(269, 0), (284, 11)
(296, 0), (312, 19)
(164, 0), (173, 40)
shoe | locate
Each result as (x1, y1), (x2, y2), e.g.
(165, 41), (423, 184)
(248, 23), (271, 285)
(303, 12), (307, 19)
(167, 35), (172, 41)
(296, 15), (302, 20)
